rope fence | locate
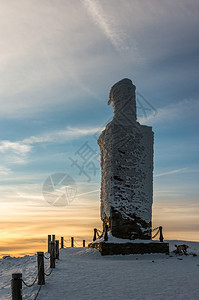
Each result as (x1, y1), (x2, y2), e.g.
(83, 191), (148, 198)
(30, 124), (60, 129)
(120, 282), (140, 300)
(44, 253), (50, 260)
(11, 236), (59, 300)
(11, 234), (87, 299)
(63, 238), (86, 248)
(11, 228), (165, 299)
(152, 228), (160, 239)
(22, 274), (38, 288)
(33, 285), (42, 300)
(92, 226), (164, 242)
(44, 267), (53, 277)
(152, 226), (164, 242)
(152, 226), (159, 232)
(74, 241), (84, 247)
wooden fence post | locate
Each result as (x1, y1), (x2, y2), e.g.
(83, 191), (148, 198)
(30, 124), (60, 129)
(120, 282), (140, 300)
(61, 237), (64, 249)
(83, 240), (85, 247)
(104, 225), (108, 241)
(50, 241), (55, 268)
(11, 273), (22, 300)
(93, 228), (97, 241)
(52, 234), (55, 242)
(55, 240), (59, 259)
(48, 235), (51, 253)
(37, 252), (45, 285)
(71, 237), (74, 247)
(159, 226), (164, 242)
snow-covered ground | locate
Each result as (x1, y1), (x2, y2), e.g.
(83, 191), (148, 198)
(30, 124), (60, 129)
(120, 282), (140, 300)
(0, 240), (199, 300)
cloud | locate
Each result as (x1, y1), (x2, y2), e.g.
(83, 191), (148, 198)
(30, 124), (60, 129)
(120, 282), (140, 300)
(0, 1), (104, 118)
(0, 141), (31, 165)
(81, 0), (129, 52)
(23, 126), (100, 145)
(76, 189), (100, 197)
(154, 168), (188, 178)
(0, 166), (11, 175)
(0, 140), (31, 154)
(0, 0), (198, 119)
(138, 98), (199, 125)
(0, 126), (100, 167)
(2, 126), (100, 152)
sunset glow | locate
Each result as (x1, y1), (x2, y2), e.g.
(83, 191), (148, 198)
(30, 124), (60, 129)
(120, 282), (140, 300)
(0, 0), (199, 257)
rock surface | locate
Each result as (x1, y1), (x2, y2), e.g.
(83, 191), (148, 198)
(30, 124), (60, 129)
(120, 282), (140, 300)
(88, 241), (169, 255)
(98, 78), (154, 239)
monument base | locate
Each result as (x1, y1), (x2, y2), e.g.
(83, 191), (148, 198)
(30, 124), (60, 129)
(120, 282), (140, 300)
(88, 240), (169, 256)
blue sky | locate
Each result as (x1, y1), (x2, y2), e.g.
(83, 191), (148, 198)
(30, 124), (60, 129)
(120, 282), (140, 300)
(0, 0), (199, 255)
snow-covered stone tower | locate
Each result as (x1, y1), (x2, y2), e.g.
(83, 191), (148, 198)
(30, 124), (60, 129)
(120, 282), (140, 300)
(98, 78), (154, 240)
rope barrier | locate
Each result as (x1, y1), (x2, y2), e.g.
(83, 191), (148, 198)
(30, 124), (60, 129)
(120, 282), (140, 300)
(21, 254), (53, 290)
(44, 268), (53, 277)
(94, 227), (161, 240)
(44, 253), (50, 259)
(22, 275), (38, 288)
(74, 241), (83, 247)
(152, 228), (160, 239)
(64, 239), (71, 247)
(152, 226), (159, 232)
(33, 284), (42, 300)
(22, 259), (43, 287)
(33, 255), (54, 300)
(12, 236), (62, 299)
(96, 229), (104, 239)
(45, 261), (51, 269)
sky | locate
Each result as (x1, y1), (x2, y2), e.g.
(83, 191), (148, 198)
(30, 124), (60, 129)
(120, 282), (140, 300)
(0, 0), (199, 257)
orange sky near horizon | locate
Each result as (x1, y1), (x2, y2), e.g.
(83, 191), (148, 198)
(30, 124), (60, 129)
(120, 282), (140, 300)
(0, 0), (198, 259)
(0, 188), (198, 258)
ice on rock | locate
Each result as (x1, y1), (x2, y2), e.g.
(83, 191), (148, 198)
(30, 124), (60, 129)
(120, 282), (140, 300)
(98, 79), (154, 240)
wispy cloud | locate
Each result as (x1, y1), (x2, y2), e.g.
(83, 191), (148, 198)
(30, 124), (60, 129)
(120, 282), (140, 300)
(154, 168), (188, 178)
(76, 189), (100, 197)
(138, 98), (199, 125)
(0, 166), (11, 175)
(0, 141), (31, 165)
(81, 0), (129, 52)
(23, 126), (100, 145)
(0, 126), (100, 166)
(0, 140), (31, 155)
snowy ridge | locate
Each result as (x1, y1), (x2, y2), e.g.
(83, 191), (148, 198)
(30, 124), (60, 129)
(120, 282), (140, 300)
(0, 240), (199, 300)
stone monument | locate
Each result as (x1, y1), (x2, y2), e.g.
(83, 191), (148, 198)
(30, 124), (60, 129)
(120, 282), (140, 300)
(89, 78), (169, 255)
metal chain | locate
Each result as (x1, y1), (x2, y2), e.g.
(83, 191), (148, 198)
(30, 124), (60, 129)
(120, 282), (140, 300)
(22, 259), (43, 287)
(152, 226), (159, 232)
(96, 229), (103, 239)
(152, 229), (160, 239)
(44, 268), (53, 277)
(21, 253), (53, 300)
(64, 239), (71, 247)
(74, 241), (83, 247)
(22, 274), (38, 288)
(33, 284), (42, 300)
